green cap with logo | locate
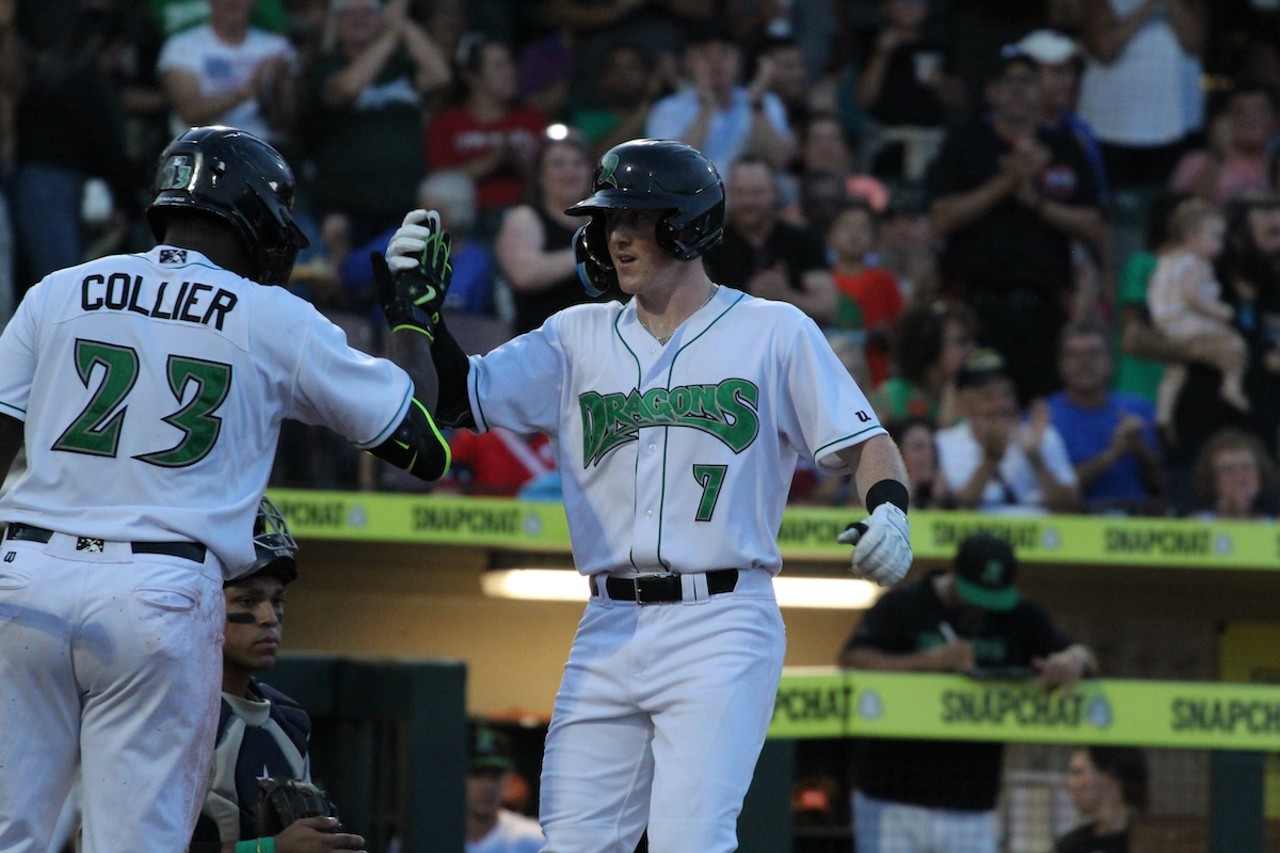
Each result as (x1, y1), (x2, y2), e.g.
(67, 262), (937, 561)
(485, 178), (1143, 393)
(953, 532), (1019, 611)
(468, 723), (514, 772)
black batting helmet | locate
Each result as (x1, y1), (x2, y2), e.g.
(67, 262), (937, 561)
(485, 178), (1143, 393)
(227, 496), (298, 587)
(565, 139), (724, 295)
(147, 126), (309, 287)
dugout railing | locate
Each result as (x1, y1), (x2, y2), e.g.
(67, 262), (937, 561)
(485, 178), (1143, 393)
(743, 668), (1280, 853)
(257, 491), (1280, 851)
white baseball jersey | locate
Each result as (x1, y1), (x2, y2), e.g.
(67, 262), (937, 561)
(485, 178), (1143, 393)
(466, 810), (545, 853)
(0, 245), (411, 575)
(466, 286), (885, 575)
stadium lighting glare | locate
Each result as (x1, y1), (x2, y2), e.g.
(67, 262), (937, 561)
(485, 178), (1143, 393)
(481, 569), (883, 609)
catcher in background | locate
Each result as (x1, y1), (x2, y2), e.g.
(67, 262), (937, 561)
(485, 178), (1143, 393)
(189, 498), (365, 852)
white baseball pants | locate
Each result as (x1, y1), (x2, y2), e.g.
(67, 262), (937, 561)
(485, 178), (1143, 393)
(0, 532), (224, 852)
(539, 568), (785, 853)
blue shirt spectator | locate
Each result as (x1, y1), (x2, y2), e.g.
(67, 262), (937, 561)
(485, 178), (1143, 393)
(1046, 320), (1165, 511)
(341, 170), (500, 322)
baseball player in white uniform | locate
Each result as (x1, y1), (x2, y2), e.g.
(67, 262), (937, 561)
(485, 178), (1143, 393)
(0, 126), (450, 852)
(379, 138), (914, 853)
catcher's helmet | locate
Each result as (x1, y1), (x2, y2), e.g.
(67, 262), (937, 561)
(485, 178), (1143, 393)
(565, 139), (724, 295)
(227, 496), (298, 586)
(146, 126), (309, 287)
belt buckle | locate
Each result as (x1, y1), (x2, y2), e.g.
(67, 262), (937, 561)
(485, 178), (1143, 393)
(633, 576), (658, 606)
(634, 574), (681, 605)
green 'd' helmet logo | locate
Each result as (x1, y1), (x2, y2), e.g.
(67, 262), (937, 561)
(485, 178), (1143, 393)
(157, 155), (195, 191)
(596, 153), (620, 189)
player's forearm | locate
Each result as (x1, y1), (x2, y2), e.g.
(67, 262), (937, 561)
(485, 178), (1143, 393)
(386, 328), (439, 411)
(844, 434), (909, 507)
(429, 320), (476, 429)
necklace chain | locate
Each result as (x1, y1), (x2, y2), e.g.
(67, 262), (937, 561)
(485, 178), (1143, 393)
(640, 285), (718, 345)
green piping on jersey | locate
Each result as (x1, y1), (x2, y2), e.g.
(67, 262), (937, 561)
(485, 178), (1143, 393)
(653, 290), (741, 570)
(470, 362), (489, 433)
(812, 423), (886, 466)
(364, 383), (416, 450)
(614, 309), (645, 573)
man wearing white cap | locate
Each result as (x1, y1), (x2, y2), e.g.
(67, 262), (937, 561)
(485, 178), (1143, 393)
(1014, 29), (1110, 206)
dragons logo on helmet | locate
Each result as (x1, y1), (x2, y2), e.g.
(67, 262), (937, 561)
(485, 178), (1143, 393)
(564, 139), (725, 296)
(597, 153), (620, 189)
(146, 126), (310, 287)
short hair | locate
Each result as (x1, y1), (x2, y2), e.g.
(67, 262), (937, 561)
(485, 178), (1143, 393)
(1057, 318), (1110, 353)
(1165, 197), (1220, 246)
(892, 300), (978, 387)
(526, 131), (592, 206)
(826, 196), (879, 237)
(602, 39), (651, 69)
(417, 170), (478, 234)
(1142, 191), (1192, 252)
(1083, 746), (1149, 812)
(1225, 81), (1280, 114)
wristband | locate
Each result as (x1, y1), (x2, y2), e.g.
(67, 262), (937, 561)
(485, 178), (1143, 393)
(865, 479), (909, 514)
(235, 843), (255, 853)
(260, 838), (276, 853)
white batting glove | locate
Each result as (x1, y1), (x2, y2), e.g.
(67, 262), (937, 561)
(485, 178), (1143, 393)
(838, 502), (912, 586)
(385, 208), (439, 274)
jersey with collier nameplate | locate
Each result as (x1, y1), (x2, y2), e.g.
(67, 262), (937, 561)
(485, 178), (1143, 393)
(466, 286), (886, 574)
(0, 246), (412, 576)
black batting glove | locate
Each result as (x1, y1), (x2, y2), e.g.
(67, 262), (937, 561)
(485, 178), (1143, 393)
(374, 208), (453, 339)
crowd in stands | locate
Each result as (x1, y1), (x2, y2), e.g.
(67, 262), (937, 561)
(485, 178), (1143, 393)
(4, 0), (1280, 518)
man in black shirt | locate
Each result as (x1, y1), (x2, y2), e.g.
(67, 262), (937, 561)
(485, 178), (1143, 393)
(839, 532), (1096, 853)
(701, 155), (837, 325)
(928, 48), (1105, 402)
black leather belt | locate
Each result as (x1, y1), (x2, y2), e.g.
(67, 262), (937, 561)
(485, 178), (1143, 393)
(590, 569), (738, 604)
(4, 523), (207, 563)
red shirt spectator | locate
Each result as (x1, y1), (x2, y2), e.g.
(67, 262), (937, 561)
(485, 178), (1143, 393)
(833, 267), (904, 385)
(425, 35), (547, 221)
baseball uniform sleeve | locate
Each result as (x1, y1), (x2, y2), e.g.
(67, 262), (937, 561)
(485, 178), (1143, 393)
(0, 282), (42, 421)
(467, 316), (569, 436)
(776, 308), (886, 471)
(287, 309), (413, 448)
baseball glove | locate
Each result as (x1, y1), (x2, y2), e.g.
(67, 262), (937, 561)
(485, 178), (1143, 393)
(254, 778), (341, 835)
